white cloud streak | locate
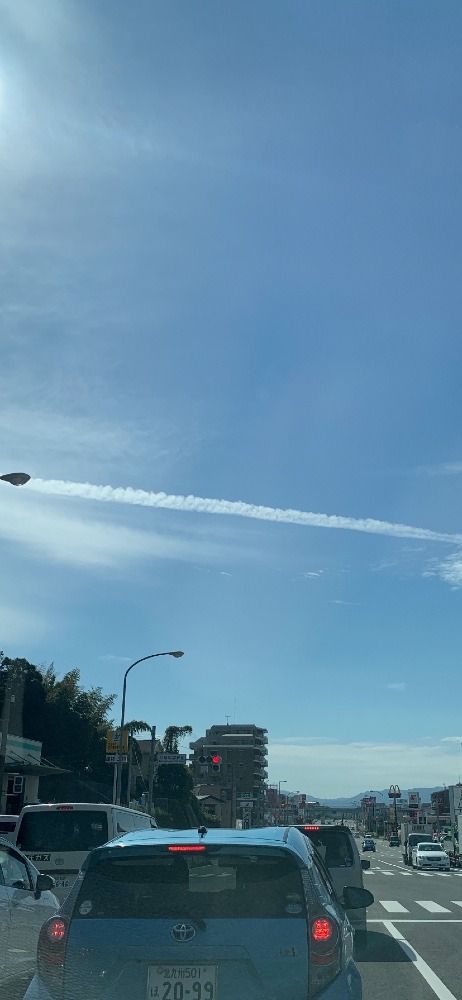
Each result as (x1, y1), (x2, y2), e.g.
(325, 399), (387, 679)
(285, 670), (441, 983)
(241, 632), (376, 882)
(417, 462), (462, 477)
(386, 682), (407, 691)
(26, 478), (462, 546)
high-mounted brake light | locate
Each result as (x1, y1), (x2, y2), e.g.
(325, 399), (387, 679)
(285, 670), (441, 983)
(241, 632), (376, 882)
(168, 845), (206, 852)
(304, 825), (320, 831)
(56, 805), (74, 811)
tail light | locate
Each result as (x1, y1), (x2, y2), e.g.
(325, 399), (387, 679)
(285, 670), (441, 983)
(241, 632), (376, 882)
(308, 914), (341, 996)
(37, 916), (69, 998)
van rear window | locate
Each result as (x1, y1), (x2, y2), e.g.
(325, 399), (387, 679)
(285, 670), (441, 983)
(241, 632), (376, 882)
(73, 850), (306, 920)
(296, 828), (354, 868)
(17, 811), (108, 853)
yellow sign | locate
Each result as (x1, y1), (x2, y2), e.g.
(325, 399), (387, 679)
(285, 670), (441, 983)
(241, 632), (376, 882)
(106, 729), (128, 754)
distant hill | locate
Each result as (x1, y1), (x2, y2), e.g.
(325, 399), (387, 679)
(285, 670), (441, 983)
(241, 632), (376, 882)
(312, 787), (443, 808)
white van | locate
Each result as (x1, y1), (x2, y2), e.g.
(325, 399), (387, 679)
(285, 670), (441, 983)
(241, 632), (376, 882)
(13, 802), (157, 901)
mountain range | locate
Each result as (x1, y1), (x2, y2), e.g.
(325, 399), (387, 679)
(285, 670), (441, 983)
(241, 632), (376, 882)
(300, 787), (443, 807)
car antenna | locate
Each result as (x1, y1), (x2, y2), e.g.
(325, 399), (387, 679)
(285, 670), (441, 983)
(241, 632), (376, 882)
(198, 826), (208, 839)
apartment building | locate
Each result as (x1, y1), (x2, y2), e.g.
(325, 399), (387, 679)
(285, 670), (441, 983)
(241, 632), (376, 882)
(189, 723), (268, 827)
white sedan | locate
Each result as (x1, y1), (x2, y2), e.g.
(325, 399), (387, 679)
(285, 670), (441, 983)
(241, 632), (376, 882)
(0, 837), (59, 990)
(411, 841), (450, 870)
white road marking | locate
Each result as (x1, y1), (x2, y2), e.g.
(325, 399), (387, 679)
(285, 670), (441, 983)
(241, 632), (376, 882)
(415, 901), (451, 913)
(376, 870), (394, 875)
(450, 901), (462, 908)
(378, 900), (409, 913)
(382, 921), (458, 1000)
(369, 918), (462, 923)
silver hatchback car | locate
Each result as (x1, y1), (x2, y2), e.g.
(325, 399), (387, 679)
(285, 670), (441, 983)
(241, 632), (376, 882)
(26, 826), (373, 1000)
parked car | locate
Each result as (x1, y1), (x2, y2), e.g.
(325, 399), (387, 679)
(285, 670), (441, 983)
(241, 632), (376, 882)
(362, 838), (375, 852)
(294, 824), (371, 949)
(411, 842), (450, 871)
(388, 835), (400, 847)
(0, 836), (59, 991)
(25, 826), (373, 1000)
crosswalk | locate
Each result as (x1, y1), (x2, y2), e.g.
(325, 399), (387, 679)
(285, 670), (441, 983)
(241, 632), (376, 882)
(374, 899), (462, 915)
(365, 867), (462, 878)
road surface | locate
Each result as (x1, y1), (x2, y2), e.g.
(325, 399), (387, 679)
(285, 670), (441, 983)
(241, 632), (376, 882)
(356, 840), (462, 999)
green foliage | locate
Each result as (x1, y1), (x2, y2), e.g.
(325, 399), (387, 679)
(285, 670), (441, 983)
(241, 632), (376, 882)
(0, 653), (115, 784)
(162, 725), (192, 754)
(154, 763), (193, 800)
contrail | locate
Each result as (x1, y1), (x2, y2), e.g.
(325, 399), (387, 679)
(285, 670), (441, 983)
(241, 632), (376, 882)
(25, 478), (462, 546)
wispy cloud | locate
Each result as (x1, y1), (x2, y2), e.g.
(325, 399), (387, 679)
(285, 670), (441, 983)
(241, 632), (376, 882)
(0, 490), (247, 570)
(302, 570), (324, 579)
(416, 462), (462, 477)
(98, 655), (132, 664)
(330, 600), (361, 606)
(386, 682), (407, 691)
(424, 552), (462, 588)
(26, 478), (462, 546)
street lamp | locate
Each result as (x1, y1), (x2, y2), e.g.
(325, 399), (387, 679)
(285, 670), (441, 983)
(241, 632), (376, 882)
(278, 780), (287, 797)
(0, 472), (30, 486)
(114, 651), (184, 806)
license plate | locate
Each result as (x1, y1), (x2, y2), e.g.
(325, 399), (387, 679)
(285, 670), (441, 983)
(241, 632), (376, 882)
(147, 965), (217, 1000)
(54, 877), (70, 888)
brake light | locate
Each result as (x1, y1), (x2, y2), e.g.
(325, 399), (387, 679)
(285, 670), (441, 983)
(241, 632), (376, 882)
(56, 805), (74, 811)
(38, 917), (69, 997)
(304, 826), (320, 831)
(309, 914), (341, 998)
(46, 919), (67, 943)
(312, 918), (333, 942)
(168, 845), (206, 852)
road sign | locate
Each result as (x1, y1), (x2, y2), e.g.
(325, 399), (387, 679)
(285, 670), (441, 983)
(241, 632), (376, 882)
(106, 730), (128, 754)
(156, 753), (187, 765)
(106, 754), (127, 763)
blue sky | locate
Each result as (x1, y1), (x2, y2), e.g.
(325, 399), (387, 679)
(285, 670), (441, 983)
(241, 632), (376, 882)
(1, 0), (462, 796)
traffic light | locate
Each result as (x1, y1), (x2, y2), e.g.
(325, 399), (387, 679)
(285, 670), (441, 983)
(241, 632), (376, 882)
(198, 753), (222, 772)
(12, 775), (24, 794)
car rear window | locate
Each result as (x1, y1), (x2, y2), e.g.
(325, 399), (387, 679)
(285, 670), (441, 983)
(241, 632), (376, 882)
(73, 850), (306, 920)
(296, 828), (354, 868)
(0, 821), (16, 834)
(17, 811), (108, 852)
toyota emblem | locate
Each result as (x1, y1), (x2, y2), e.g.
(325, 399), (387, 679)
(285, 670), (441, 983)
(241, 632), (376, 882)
(171, 923), (196, 942)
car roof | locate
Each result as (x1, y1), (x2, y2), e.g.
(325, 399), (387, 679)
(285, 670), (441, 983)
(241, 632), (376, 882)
(91, 826), (315, 864)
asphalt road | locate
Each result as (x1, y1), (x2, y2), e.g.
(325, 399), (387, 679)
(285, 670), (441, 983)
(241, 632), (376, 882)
(356, 840), (462, 1000)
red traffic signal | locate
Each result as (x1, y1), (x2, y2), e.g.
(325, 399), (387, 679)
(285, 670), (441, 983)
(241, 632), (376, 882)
(211, 755), (222, 764)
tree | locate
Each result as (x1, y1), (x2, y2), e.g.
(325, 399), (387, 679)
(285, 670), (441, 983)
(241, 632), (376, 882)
(155, 763), (193, 800)
(162, 725), (192, 753)
(0, 654), (116, 785)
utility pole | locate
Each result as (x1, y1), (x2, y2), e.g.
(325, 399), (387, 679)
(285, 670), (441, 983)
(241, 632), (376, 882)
(0, 669), (15, 813)
(147, 726), (157, 815)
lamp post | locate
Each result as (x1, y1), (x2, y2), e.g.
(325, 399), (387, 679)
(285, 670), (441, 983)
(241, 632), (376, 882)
(0, 472), (30, 486)
(278, 780), (287, 797)
(114, 651), (184, 807)
(0, 475), (30, 807)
